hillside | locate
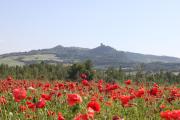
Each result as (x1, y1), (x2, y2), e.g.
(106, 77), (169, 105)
(1, 44), (180, 70)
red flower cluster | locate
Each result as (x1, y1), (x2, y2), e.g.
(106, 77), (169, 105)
(161, 110), (180, 120)
(73, 114), (89, 120)
(67, 94), (82, 106)
(13, 88), (27, 102)
(41, 94), (52, 101)
(36, 98), (46, 108)
(119, 95), (131, 106)
(73, 107), (95, 120)
(26, 98), (46, 110)
(0, 76), (179, 119)
(87, 101), (101, 112)
(135, 88), (145, 97)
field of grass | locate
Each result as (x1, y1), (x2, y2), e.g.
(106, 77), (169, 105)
(21, 54), (62, 62)
(0, 54), (63, 66)
(0, 56), (25, 66)
(0, 76), (179, 120)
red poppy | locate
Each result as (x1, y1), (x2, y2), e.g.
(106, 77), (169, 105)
(73, 114), (89, 120)
(170, 89), (178, 97)
(124, 80), (131, 85)
(41, 94), (51, 101)
(80, 73), (87, 79)
(119, 95), (131, 106)
(58, 83), (65, 89)
(36, 98), (46, 108)
(57, 92), (62, 98)
(7, 76), (13, 81)
(68, 83), (76, 91)
(47, 110), (55, 117)
(150, 86), (158, 96)
(87, 107), (95, 118)
(160, 104), (166, 109)
(67, 94), (82, 106)
(160, 110), (180, 120)
(58, 112), (65, 120)
(27, 102), (36, 110)
(98, 79), (104, 84)
(106, 84), (119, 91)
(13, 88), (27, 102)
(0, 96), (7, 105)
(135, 88), (145, 97)
(44, 83), (51, 88)
(87, 101), (101, 112)
(19, 105), (27, 112)
(82, 79), (89, 86)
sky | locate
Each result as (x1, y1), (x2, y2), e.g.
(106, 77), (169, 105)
(0, 0), (180, 57)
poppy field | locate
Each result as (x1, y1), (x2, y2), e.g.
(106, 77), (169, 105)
(0, 76), (180, 120)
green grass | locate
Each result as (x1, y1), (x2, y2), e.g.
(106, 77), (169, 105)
(0, 56), (25, 66)
(0, 54), (63, 66)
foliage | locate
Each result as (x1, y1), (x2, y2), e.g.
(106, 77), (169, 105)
(0, 61), (180, 83)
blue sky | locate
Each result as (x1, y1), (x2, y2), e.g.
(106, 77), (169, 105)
(0, 0), (180, 57)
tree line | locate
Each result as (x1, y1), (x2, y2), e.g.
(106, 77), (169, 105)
(0, 60), (180, 83)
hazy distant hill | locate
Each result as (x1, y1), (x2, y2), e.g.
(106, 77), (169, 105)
(1, 44), (180, 70)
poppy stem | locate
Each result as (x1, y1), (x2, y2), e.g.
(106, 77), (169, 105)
(122, 106), (127, 118)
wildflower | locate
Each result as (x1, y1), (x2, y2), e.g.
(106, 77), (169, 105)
(36, 98), (46, 108)
(26, 102), (36, 110)
(19, 105), (27, 112)
(68, 83), (76, 91)
(160, 110), (180, 120)
(67, 94), (82, 106)
(87, 101), (100, 112)
(124, 80), (131, 85)
(41, 94), (51, 101)
(135, 88), (145, 97)
(13, 88), (27, 102)
(106, 84), (119, 91)
(73, 114), (89, 120)
(87, 107), (95, 118)
(58, 112), (65, 120)
(57, 92), (62, 98)
(7, 76), (13, 81)
(82, 79), (89, 86)
(80, 73), (87, 79)
(47, 110), (55, 117)
(160, 104), (166, 110)
(119, 95), (131, 106)
(150, 86), (158, 96)
(0, 96), (7, 105)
